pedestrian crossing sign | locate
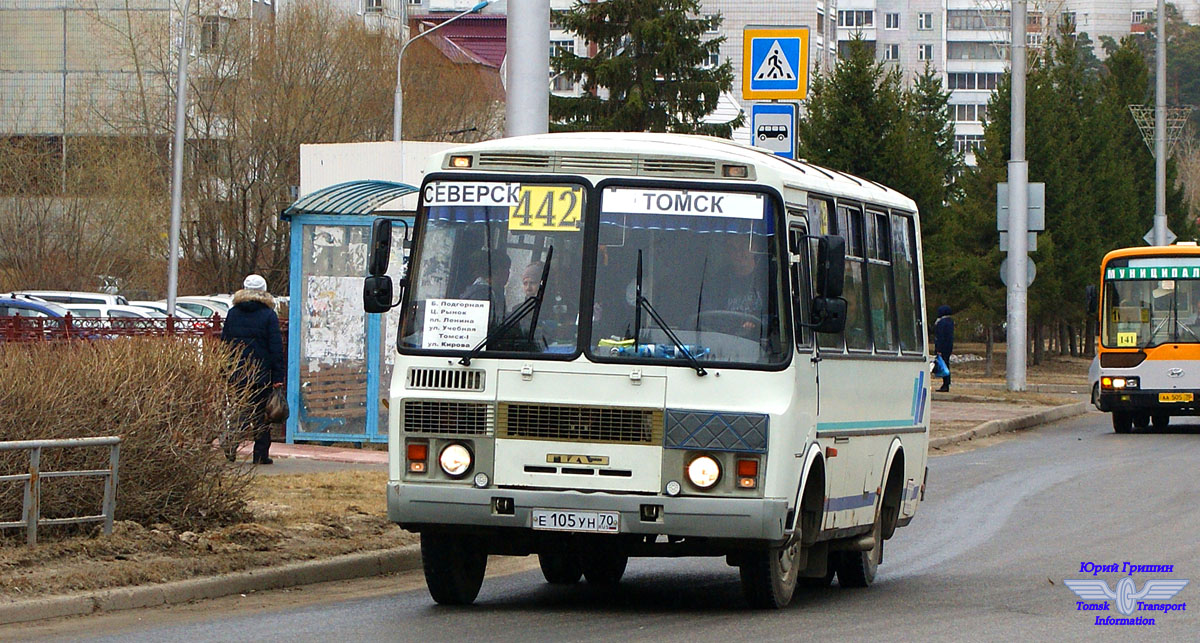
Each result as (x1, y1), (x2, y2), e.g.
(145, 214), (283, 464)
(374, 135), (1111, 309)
(742, 26), (809, 100)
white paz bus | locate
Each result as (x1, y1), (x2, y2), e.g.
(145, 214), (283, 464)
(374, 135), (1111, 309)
(363, 133), (930, 609)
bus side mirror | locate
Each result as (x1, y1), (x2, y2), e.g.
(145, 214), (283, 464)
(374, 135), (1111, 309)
(816, 235), (846, 298)
(368, 219), (393, 276)
(1086, 285), (1098, 316)
(812, 296), (847, 334)
(363, 218), (409, 314)
(364, 275), (394, 314)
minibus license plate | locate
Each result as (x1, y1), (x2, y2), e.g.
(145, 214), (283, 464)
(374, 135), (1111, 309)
(531, 509), (619, 533)
(1159, 392), (1193, 403)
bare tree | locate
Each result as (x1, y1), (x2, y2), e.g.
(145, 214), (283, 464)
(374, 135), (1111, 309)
(1, 0), (505, 295)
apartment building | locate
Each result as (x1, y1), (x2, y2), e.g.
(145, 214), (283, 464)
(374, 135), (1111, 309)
(0, 0), (278, 140)
(836, 0), (1199, 164)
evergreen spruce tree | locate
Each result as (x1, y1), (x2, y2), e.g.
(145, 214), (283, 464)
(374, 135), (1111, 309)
(548, 0), (742, 136)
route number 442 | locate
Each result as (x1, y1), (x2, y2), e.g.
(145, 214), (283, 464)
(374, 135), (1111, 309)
(509, 186), (582, 232)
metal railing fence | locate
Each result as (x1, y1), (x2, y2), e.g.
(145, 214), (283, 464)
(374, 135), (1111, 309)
(0, 436), (121, 545)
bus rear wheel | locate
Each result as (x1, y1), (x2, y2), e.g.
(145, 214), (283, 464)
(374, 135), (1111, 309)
(421, 532), (487, 605)
(835, 522), (881, 588)
(1112, 412), (1133, 433)
(538, 552), (582, 584)
(739, 541), (801, 608)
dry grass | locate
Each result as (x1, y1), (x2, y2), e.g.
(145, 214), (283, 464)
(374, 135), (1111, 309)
(0, 339), (256, 532)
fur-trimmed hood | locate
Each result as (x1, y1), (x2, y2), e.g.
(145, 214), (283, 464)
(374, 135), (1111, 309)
(232, 288), (276, 308)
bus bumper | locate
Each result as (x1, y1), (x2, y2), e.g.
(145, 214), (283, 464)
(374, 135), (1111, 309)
(387, 482), (789, 541)
(1097, 390), (1200, 414)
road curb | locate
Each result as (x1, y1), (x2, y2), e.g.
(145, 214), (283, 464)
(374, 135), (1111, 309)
(0, 544), (422, 626)
(930, 401), (1092, 450)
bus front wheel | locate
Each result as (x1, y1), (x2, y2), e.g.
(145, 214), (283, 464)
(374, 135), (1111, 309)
(538, 552), (583, 584)
(581, 550), (627, 585)
(740, 541), (801, 608)
(1112, 411), (1133, 433)
(1153, 413), (1170, 429)
(421, 532), (487, 605)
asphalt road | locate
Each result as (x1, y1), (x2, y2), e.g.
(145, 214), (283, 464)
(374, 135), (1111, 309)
(10, 411), (1200, 641)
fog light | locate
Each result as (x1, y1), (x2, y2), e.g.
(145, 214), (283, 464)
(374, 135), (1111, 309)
(439, 443), (472, 477)
(687, 456), (721, 489)
(474, 472), (490, 488)
(665, 480), (681, 496)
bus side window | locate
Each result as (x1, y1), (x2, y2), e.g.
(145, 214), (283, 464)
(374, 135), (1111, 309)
(787, 222), (813, 348)
(890, 213), (923, 353)
(812, 197), (844, 352)
(840, 205), (871, 351)
(865, 211), (897, 353)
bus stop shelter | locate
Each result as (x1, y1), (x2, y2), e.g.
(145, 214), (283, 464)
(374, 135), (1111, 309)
(281, 180), (415, 444)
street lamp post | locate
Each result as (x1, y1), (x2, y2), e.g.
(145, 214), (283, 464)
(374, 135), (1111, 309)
(392, 0), (491, 142)
(166, 0), (191, 317)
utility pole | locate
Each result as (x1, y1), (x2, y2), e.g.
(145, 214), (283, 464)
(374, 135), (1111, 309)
(166, 0), (191, 316)
(1153, 0), (1167, 246)
(505, 0), (549, 136)
(1005, 0), (1029, 391)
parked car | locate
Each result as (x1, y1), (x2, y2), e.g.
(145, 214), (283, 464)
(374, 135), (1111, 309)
(0, 298), (68, 318)
(129, 301), (200, 318)
(12, 290), (128, 306)
(59, 304), (165, 319)
(160, 297), (230, 319)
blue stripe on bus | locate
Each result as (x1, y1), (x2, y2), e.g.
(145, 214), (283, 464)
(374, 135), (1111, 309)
(825, 492), (877, 512)
(816, 419), (918, 431)
(914, 371), (927, 425)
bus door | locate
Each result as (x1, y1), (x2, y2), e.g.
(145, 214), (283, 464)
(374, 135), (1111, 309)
(787, 219), (819, 479)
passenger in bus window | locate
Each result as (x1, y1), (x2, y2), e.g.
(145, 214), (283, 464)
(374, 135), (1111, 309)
(459, 249), (510, 325)
(705, 234), (766, 336)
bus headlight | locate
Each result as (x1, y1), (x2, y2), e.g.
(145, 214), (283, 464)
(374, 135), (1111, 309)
(439, 443), (472, 477)
(687, 455), (721, 489)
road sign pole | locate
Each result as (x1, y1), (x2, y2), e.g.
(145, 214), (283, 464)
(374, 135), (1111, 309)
(1153, 0), (1167, 246)
(1006, 0), (1028, 392)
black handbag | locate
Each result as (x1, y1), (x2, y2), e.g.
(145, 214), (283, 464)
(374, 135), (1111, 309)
(265, 387), (289, 423)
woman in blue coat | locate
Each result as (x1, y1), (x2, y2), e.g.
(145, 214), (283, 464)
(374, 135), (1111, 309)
(934, 305), (954, 392)
(221, 274), (285, 464)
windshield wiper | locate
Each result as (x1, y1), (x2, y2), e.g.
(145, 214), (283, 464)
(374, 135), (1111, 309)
(633, 249), (707, 376)
(459, 247), (553, 366)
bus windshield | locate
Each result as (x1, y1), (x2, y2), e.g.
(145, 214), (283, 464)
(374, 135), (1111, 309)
(400, 180), (586, 355)
(1103, 259), (1200, 348)
(588, 186), (787, 366)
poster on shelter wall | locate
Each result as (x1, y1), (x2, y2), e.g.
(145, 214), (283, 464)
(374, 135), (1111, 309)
(305, 275), (366, 365)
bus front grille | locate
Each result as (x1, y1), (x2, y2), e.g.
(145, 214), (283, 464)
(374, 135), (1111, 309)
(406, 367), (485, 391)
(497, 403), (662, 445)
(403, 400), (494, 436)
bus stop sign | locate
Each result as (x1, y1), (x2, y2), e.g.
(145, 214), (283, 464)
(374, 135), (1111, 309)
(743, 27), (809, 100)
(750, 103), (796, 159)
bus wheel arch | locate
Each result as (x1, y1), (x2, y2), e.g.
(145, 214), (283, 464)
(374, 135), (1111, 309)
(798, 456), (826, 547)
(879, 448), (905, 541)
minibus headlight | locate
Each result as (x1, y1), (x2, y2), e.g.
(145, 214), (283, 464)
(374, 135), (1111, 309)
(439, 443), (472, 477)
(687, 456), (721, 489)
